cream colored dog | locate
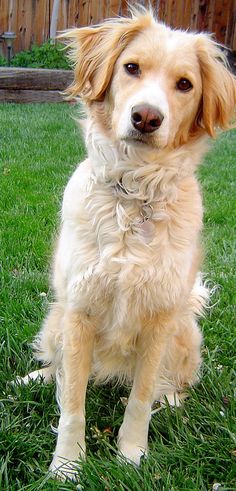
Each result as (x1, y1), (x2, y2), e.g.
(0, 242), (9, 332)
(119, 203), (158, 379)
(22, 7), (235, 480)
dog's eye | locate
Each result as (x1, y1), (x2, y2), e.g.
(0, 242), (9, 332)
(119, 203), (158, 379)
(124, 63), (140, 76)
(176, 78), (193, 92)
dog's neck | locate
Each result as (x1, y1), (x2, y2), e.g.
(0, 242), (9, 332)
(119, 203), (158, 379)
(85, 119), (208, 204)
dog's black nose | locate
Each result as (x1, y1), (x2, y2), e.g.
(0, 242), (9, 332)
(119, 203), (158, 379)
(131, 104), (164, 133)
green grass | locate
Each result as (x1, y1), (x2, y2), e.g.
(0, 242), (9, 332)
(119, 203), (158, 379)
(0, 103), (235, 491)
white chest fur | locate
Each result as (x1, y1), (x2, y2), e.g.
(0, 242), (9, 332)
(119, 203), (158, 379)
(56, 131), (203, 322)
(57, 173), (196, 317)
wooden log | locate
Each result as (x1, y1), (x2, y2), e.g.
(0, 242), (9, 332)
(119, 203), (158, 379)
(0, 88), (68, 103)
(0, 67), (74, 91)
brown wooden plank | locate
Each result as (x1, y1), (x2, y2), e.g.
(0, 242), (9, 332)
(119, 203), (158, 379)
(25, 0), (33, 50)
(108, 0), (121, 18)
(86, 0), (91, 25)
(167, 0), (172, 26)
(89, 0), (98, 24)
(39, 0), (44, 42)
(195, 0), (201, 31)
(174, 0), (184, 29)
(79, 0), (89, 26)
(17, 0), (27, 52)
(197, 0), (207, 31)
(163, 0), (169, 24)
(183, 0), (192, 30)
(0, 0), (9, 32)
(16, 0), (23, 52)
(158, 0), (166, 23)
(0, 0), (9, 58)
(232, 21), (236, 51)
(103, 0), (110, 19)
(171, 0), (178, 28)
(8, 0), (16, 32)
(57, 0), (68, 32)
(67, 0), (74, 26)
(120, 0), (128, 17)
(0, 88), (67, 102)
(34, 0), (47, 45)
(31, 0), (36, 44)
(212, 0), (230, 44)
(190, 0), (199, 31)
(44, 0), (51, 41)
(225, 0), (236, 49)
(69, 0), (80, 27)
(96, 1), (103, 23)
(0, 67), (74, 90)
(204, 0), (216, 33)
(166, 0), (172, 26)
(8, 0), (19, 53)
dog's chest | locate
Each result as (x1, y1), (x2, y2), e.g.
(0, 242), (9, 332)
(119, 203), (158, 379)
(86, 188), (160, 266)
(66, 188), (170, 315)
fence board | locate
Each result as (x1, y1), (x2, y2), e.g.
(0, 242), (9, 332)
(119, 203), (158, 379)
(226, 0), (235, 49)
(0, 0), (235, 55)
(213, 0), (231, 45)
(33, 0), (47, 45)
(0, 0), (8, 32)
(208, 0), (216, 32)
(183, 0), (192, 29)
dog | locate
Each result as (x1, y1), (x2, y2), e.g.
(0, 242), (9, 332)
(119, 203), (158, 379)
(21, 7), (236, 481)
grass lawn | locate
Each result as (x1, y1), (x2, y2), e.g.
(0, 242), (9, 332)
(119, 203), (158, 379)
(0, 103), (235, 491)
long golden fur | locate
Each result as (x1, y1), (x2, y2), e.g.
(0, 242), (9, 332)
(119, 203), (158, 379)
(22, 8), (236, 480)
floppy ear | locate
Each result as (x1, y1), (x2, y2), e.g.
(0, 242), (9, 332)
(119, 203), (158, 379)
(61, 13), (153, 102)
(196, 36), (236, 137)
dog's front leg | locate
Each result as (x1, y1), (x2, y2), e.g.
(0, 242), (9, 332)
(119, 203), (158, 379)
(50, 310), (95, 480)
(118, 315), (172, 466)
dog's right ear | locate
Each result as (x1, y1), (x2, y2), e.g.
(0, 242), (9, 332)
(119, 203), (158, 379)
(61, 12), (153, 102)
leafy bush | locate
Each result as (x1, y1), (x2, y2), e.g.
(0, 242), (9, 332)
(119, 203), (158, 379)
(0, 54), (7, 66)
(0, 41), (71, 70)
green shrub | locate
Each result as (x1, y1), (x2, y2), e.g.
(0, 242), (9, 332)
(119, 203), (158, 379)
(4, 41), (72, 70)
(0, 54), (7, 66)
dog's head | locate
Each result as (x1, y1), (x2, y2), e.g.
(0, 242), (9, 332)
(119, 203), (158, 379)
(64, 8), (236, 149)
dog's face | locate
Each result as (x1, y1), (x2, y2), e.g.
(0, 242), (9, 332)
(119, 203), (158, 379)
(65, 10), (236, 149)
(109, 26), (203, 148)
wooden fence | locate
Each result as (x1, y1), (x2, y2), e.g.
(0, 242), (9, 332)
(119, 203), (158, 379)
(0, 0), (235, 57)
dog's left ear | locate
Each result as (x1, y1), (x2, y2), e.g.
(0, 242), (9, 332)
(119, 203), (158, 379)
(61, 13), (153, 102)
(196, 36), (236, 137)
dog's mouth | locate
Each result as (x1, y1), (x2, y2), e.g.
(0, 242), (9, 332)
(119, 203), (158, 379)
(119, 126), (169, 150)
(121, 130), (153, 146)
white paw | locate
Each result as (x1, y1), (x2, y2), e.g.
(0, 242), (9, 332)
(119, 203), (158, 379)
(49, 455), (80, 482)
(159, 392), (183, 407)
(118, 440), (148, 466)
(13, 368), (54, 386)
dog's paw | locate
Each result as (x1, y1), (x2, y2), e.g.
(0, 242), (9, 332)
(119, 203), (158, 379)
(159, 392), (184, 407)
(118, 440), (147, 466)
(13, 368), (54, 386)
(49, 456), (80, 482)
